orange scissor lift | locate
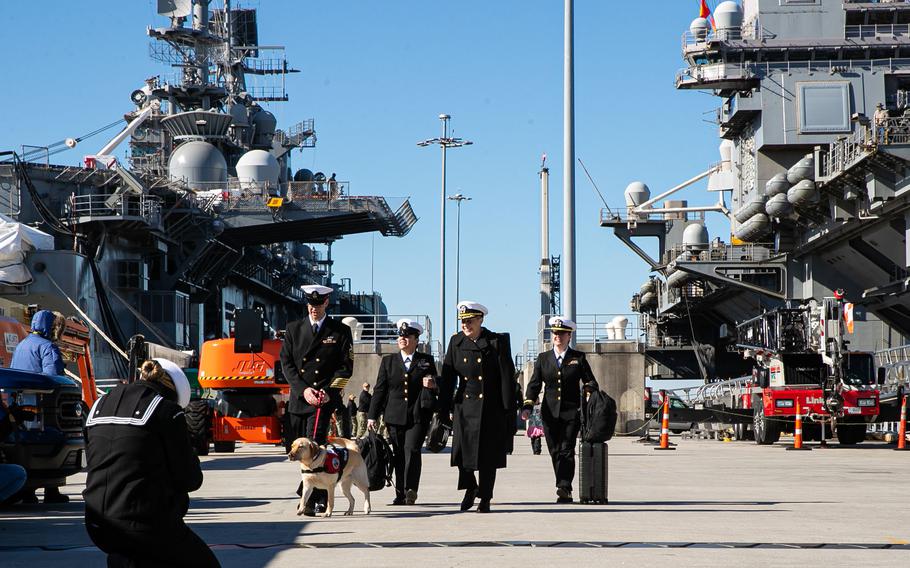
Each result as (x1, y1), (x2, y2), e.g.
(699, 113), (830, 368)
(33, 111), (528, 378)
(193, 310), (289, 454)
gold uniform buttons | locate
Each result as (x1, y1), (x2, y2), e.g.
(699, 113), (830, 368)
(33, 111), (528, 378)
(302, 357), (307, 362)
(315, 370), (319, 374)
(463, 357), (467, 363)
(476, 358), (481, 363)
(479, 394), (484, 399)
(316, 358), (320, 362)
(478, 376), (482, 381)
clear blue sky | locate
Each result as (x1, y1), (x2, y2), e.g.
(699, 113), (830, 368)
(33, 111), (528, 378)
(0, 1), (729, 354)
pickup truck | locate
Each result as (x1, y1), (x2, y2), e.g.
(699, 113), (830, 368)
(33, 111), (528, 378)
(1, 367), (86, 502)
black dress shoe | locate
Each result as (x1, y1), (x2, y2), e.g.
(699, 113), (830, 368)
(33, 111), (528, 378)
(390, 496), (406, 505)
(556, 496), (573, 504)
(476, 499), (491, 513)
(459, 488), (477, 512)
(44, 488), (69, 504)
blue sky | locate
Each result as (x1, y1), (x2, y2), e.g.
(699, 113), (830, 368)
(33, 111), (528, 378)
(0, 1), (728, 355)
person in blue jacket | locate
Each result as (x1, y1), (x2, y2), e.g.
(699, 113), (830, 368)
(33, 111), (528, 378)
(10, 310), (65, 376)
(9, 309), (67, 503)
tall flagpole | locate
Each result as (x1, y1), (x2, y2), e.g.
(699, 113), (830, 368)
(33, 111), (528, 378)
(563, 0), (576, 337)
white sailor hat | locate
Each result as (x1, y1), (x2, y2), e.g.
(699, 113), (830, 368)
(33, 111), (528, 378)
(301, 284), (333, 304)
(548, 316), (576, 333)
(456, 300), (488, 320)
(396, 318), (424, 337)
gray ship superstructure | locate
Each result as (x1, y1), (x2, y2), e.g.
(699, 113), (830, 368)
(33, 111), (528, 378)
(0, 1), (415, 384)
(604, 0), (910, 401)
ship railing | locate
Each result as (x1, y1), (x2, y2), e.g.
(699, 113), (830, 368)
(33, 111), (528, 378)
(681, 25), (770, 51)
(846, 24), (910, 39)
(666, 282), (706, 305)
(646, 334), (694, 349)
(536, 313), (646, 350)
(68, 193), (162, 226)
(875, 116), (910, 145)
(662, 242), (775, 266)
(600, 207), (706, 224)
(875, 344), (910, 367)
(337, 313), (436, 354)
(677, 58), (910, 90)
(817, 126), (873, 180)
(687, 376), (752, 406)
(0, 164), (20, 217)
(516, 339), (539, 369)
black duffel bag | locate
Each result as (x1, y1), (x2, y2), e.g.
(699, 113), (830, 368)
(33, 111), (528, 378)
(425, 413), (451, 453)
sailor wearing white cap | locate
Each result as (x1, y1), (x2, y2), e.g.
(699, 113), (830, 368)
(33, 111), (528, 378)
(280, 284), (354, 515)
(521, 316), (598, 503)
(439, 301), (518, 513)
(368, 319), (438, 505)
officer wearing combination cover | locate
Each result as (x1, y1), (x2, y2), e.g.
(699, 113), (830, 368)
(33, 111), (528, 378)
(521, 317), (598, 504)
(368, 319), (438, 505)
(439, 301), (517, 513)
(280, 284), (354, 516)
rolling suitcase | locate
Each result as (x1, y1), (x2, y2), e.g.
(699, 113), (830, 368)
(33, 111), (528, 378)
(578, 441), (608, 504)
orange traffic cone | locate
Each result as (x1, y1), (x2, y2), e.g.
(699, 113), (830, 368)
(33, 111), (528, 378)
(786, 400), (811, 451)
(654, 391), (676, 451)
(896, 395), (907, 451)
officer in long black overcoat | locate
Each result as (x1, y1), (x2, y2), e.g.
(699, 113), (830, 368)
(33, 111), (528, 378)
(439, 301), (517, 513)
(521, 316), (598, 503)
(279, 284), (354, 515)
(368, 318), (438, 505)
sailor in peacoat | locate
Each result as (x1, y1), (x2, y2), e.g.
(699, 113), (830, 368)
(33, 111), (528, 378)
(368, 319), (438, 505)
(522, 316), (598, 503)
(439, 301), (517, 513)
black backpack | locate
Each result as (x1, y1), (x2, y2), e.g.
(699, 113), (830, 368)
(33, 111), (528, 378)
(582, 390), (618, 443)
(357, 431), (395, 491)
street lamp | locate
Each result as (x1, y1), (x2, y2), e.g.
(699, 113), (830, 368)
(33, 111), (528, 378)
(448, 192), (471, 330)
(418, 114), (472, 346)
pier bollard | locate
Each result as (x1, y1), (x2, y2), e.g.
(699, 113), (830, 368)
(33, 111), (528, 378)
(896, 395), (907, 451)
(786, 400), (810, 451)
(654, 391), (676, 451)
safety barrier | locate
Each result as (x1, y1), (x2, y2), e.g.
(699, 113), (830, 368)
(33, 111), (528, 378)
(654, 391), (676, 451)
(897, 395), (907, 451)
(786, 401), (811, 451)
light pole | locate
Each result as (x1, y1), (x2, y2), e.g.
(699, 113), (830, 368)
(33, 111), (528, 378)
(448, 193), (471, 329)
(418, 115), (472, 347)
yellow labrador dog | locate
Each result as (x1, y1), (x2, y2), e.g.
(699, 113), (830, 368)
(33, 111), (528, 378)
(288, 437), (371, 517)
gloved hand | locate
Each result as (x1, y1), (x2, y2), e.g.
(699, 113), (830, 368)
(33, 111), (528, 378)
(304, 387), (326, 406)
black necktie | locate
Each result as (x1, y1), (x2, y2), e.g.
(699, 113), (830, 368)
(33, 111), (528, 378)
(312, 323), (319, 335)
(404, 357), (411, 370)
(556, 355), (563, 368)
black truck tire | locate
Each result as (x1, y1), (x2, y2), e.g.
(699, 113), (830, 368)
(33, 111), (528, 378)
(753, 400), (781, 445)
(185, 400), (211, 456)
(213, 440), (236, 453)
(836, 421), (867, 445)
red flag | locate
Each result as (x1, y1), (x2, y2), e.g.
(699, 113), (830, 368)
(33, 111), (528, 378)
(699, 0), (716, 29)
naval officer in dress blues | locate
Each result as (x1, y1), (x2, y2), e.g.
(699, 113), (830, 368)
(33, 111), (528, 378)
(368, 319), (438, 505)
(521, 316), (598, 503)
(439, 301), (517, 513)
(280, 284), (354, 515)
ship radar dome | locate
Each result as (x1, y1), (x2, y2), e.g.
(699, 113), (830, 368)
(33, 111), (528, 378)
(168, 140), (227, 190)
(689, 17), (710, 40)
(236, 149), (280, 191)
(682, 223), (709, 250)
(715, 1), (743, 32)
(624, 181), (650, 207)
